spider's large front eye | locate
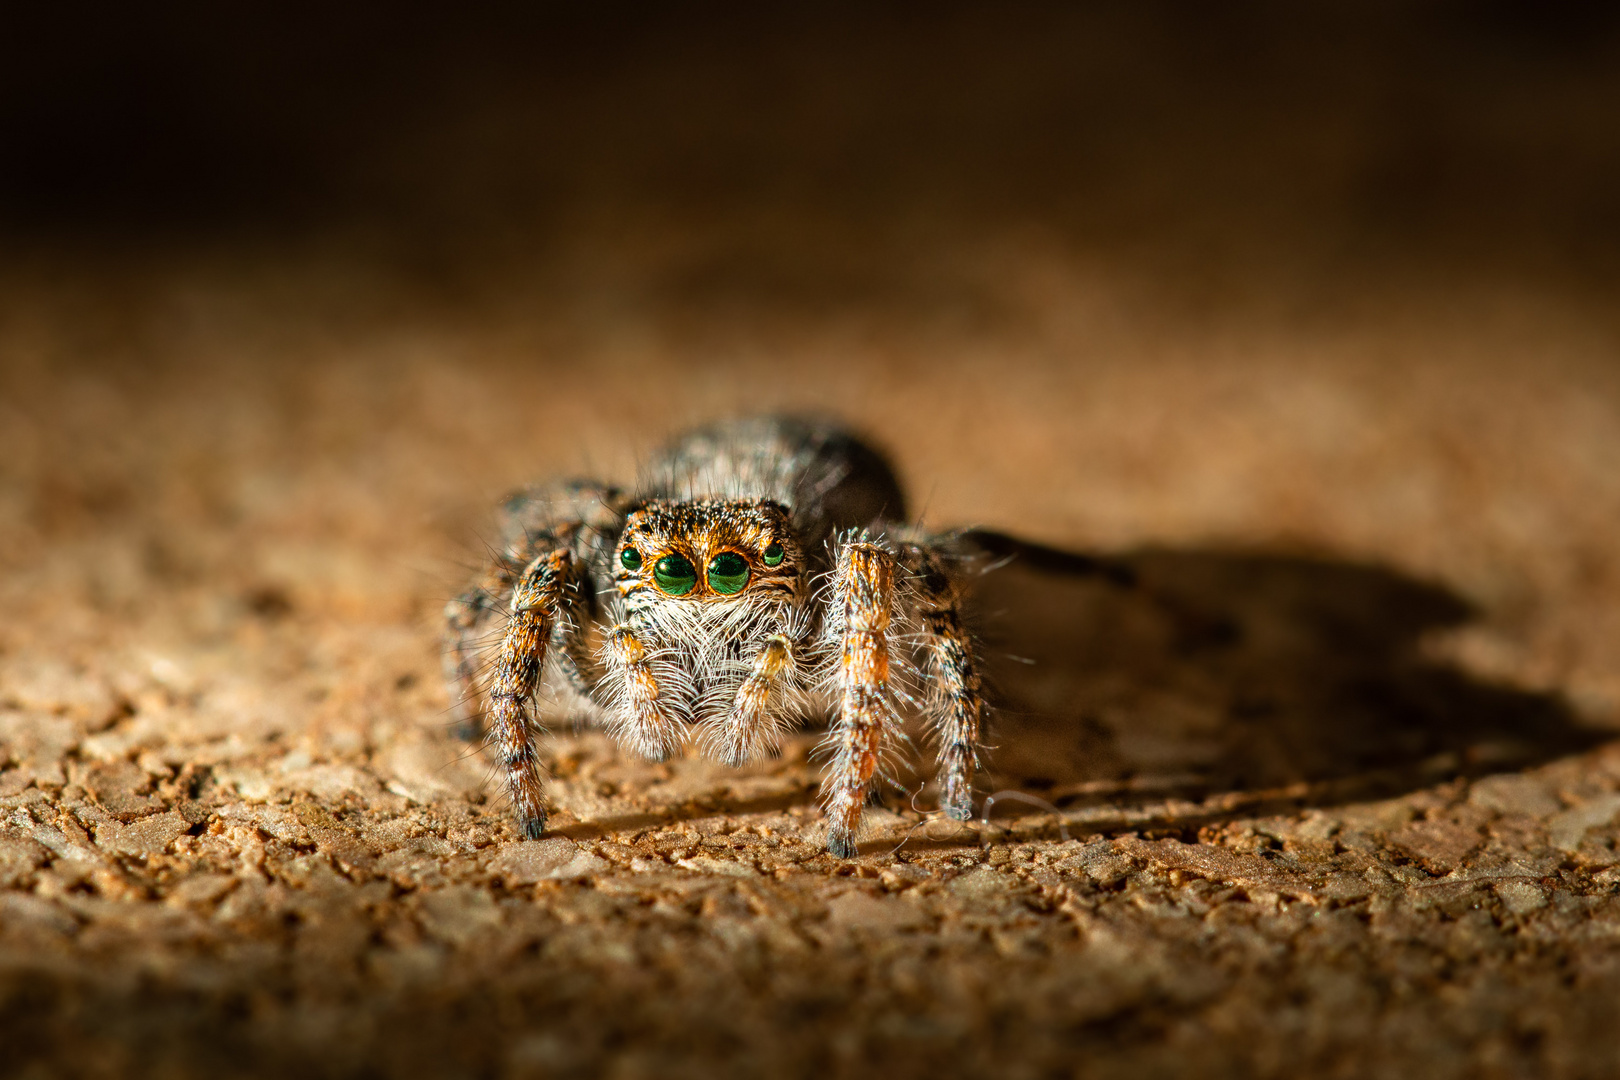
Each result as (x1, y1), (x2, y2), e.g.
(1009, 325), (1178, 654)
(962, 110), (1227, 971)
(653, 553), (697, 595)
(707, 552), (750, 595)
(619, 547), (642, 571)
(762, 542), (785, 567)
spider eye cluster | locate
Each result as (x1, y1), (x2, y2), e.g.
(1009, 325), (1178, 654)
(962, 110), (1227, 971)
(618, 537), (789, 596)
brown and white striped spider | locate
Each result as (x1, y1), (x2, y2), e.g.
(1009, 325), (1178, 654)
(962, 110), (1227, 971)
(443, 417), (985, 857)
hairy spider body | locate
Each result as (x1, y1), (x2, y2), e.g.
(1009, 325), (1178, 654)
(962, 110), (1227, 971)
(444, 417), (985, 857)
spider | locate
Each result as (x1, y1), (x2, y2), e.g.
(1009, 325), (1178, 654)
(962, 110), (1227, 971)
(443, 416), (985, 857)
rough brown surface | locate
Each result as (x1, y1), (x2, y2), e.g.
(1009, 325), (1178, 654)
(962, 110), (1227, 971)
(5, 8), (1620, 1079)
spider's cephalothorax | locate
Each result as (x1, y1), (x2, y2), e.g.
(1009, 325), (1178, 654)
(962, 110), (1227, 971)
(444, 417), (985, 857)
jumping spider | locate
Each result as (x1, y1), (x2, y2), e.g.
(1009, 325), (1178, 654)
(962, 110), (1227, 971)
(444, 416), (986, 857)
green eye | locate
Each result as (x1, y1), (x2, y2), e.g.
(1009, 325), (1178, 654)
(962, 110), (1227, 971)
(707, 552), (751, 595)
(619, 547), (642, 571)
(653, 554), (697, 595)
(762, 542), (785, 567)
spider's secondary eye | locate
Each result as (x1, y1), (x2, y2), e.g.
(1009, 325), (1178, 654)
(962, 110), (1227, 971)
(619, 547), (642, 571)
(653, 554), (697, 595)
(707, 552), (751, 595)
(762, 542), (785, 567)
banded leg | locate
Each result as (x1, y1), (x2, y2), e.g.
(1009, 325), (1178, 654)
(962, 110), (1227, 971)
(823, 541), (898, 858)
(906, 547), (984, 820)
(549, 552), (607, 697)
(443, 560), (518, 741)
(602, 626), (683, 761)
(451, 479), (627, 737)
(486, 549), (572, 839)
(716, 634), (795, 767)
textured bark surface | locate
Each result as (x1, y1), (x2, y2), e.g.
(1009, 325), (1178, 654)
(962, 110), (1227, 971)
(4, 8), (1620, 1078)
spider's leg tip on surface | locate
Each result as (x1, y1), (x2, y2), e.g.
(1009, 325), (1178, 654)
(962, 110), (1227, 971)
(826, 832), (859, 859)
(517, 811), (548, 840)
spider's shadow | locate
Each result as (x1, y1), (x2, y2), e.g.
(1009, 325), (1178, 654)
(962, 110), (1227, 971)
(949, 531), (1606, 816)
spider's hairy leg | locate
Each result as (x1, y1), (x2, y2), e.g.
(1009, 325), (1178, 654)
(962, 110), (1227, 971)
(823, 541), (899, 859)
(550, 554), (606, 696)
(451, 477), (626, 726)
(718, 633), (795, 767)
(904, 543), (984, 820)
(602, 626), (684, 762)
(486, 548), (573, 839)
(443, 560), (518, 742)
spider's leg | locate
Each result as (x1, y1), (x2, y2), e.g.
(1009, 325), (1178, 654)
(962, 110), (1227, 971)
(601, 625), (684, 762)
(443, 560), (518, 742)
(550, 553), (607, 697)
(823, 539), (901, 858)
(466, 477), (629, 714)
(716, 633), (796, 766)
(900, 540), (984, 821)
(486, 548), (573, 839)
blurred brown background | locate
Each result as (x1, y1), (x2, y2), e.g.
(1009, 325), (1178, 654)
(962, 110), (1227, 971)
(4, 5), (1620, 1078)
(4, 2), (1618, 264)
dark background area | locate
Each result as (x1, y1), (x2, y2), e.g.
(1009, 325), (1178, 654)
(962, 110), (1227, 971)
(3, 3), (1618, 291)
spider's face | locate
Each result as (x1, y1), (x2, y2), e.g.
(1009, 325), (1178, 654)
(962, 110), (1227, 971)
(614, 499), (802, 605)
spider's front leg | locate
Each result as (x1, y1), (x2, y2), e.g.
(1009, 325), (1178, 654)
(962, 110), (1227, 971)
(716, 633), (796, 766)
(486, 548), (574, 839)
(601, 626), (684, 762)
(823, 540), (901, 858)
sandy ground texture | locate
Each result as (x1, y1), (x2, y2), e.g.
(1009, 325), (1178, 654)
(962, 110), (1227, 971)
(5, 8), (1620, 1078)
